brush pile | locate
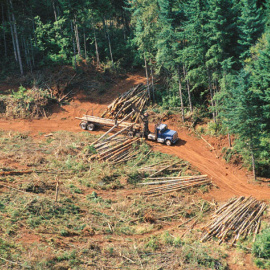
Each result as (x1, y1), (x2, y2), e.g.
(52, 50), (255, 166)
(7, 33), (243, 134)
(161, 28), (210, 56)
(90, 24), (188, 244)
(102, 84), (150, 123)
(91, 137), (141, 165)
(0, 87), (55, 119)
(201, 196), (267, 245)
(140, 175), (210, 197)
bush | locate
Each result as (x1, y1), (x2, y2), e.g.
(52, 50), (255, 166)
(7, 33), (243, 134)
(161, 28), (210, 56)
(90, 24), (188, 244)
(252, 228), (270, 268)
(0, 86), (56, 119)
(207, 121), (226, 136)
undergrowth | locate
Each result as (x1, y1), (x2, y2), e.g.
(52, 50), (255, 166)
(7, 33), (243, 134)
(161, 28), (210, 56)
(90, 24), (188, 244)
(0, 86), (56, 119)
(0, 130), (253, 269)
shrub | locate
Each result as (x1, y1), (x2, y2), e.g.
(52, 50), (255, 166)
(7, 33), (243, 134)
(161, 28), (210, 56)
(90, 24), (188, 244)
(252, 228), (270, 268)
(0, 86), (56, 119)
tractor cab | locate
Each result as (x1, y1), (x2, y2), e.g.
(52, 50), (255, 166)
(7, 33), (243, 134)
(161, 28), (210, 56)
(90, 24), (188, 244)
(147, 123), (178, 146)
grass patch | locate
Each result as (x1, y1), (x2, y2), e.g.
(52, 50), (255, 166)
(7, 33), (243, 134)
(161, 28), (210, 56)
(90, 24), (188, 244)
(0, 130), (232, 269)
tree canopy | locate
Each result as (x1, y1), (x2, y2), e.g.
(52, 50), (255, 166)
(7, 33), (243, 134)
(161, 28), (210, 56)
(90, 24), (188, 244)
(0, 0), (269, 177)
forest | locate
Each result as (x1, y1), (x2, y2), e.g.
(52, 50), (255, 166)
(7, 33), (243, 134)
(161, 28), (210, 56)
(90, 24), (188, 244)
(0, 0), (270, 177)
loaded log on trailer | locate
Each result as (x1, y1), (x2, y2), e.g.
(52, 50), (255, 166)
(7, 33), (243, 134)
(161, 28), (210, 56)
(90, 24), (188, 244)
(76, 111), (179, 146)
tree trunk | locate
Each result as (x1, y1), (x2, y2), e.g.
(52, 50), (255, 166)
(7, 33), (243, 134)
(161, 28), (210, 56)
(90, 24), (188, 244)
(214, 78), (219, 118)
(26, 39), (33, 73)
(8, 12), (17, 62)
(150, 58), (155, 102)
(30, 35), (35, 67)
(22, 37), (29, 69)
(71, 20), (76, 69)
(207, 69), (216, 123)
(178, 67), (185, 122)
(144, 52), (150, 98)
(228, 132), (232, 148)
(73, 16), (81, 56)
(183, 65), (193, 112)
(2, 4), (7, 57)
(103, 17), (114, 65)
(52, 0), (58, 21)
(251, 149), (256, 180)
(32, 18), (37, 46)
(9, 0), (23, 75)
(83, 29), (87, 59)
(94, 28), (100, 67)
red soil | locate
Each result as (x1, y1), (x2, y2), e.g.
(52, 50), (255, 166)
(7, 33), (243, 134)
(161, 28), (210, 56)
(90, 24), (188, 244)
(0, 72), (269, 202)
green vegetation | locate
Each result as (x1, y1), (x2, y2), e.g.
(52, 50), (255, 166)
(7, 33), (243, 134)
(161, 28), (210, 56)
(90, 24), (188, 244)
(252, 228), (270, 269)
(0, 130), (232, 269)
(1, 0), (269, 177)
(0, 1), (269, 267)
(0, 86), (56, 119)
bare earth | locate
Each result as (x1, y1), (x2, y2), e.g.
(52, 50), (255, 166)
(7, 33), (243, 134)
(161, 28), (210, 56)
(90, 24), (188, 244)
(0, 73), (269, 203)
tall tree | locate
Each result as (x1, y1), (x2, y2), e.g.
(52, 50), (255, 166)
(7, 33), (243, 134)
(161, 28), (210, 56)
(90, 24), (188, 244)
(217, 71), (261, 179)
(9, 0), (23, 75)
(238, 0), (265, 61)
(205, 0), (239, 120)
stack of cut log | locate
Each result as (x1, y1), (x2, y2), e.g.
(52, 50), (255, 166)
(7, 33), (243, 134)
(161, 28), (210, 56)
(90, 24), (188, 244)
(91, 137), (141, 165)
(139, 161), (187, 177)
(201, 196), (267, 245)
(140, 175), (210, 197)
(102, 84), (150, 123)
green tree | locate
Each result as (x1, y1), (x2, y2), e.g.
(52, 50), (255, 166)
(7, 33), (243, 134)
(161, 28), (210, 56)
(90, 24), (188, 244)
(238, 0), (265, 61)
(217, 70), (262, 178)
(247, 31), (270, 176)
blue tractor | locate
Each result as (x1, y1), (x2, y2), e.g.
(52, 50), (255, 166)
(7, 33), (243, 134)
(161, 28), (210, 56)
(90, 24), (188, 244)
(147, 123), (178, 146)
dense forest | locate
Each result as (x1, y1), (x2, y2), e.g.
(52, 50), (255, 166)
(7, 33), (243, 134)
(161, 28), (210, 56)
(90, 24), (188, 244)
(0, 0), (269, 177)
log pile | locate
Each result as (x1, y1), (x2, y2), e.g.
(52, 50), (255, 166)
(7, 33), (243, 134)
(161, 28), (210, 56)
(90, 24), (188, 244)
(139, 161), (186, 177)
(201, 196), (267, 245)
(102, 84), (150, 123)
(91, 137), (141, 165)
(140, 175), (210, 197)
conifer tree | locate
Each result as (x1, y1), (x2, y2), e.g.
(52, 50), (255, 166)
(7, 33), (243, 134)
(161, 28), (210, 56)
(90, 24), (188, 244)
(155, 0), (185, 119)
(247, 31), (270, 175)
(217, 71), (261, 179)
(180, 0), (209, 111)
(238, 0), (265, 61)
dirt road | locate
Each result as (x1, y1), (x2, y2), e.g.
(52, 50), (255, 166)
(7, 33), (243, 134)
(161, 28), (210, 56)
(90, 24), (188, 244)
(150, 130), (270, 201)
(1, 73), (269, 201)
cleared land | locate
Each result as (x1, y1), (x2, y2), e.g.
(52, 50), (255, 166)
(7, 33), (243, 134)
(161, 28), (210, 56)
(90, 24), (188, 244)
(0, 73), (268, 269)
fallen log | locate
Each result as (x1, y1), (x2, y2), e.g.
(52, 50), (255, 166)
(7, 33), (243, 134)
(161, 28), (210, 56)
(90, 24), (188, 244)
(148, 161), (181, 178)
(0, 170), (33, 176)
(139, 175), (208, 185)
(201, 196), (267, 245)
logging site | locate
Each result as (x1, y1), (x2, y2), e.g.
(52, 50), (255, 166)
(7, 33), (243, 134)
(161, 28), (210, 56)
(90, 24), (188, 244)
(1, 0), (270, 269)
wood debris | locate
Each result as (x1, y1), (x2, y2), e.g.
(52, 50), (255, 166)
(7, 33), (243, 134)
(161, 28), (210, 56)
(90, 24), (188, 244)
(141, 175), (210, 197)
(0, 170), (33, 176)
(201, 196), (267, 245)
(102, 83), (151, 123)
(91, 136), (141, 165)
(139, 161), (185, 177)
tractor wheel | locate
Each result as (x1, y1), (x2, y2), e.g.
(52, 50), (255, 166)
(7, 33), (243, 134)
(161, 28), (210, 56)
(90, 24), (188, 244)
(80, 122), (87, 130)
(165, 140), (172, 146)
(87, 123), (95, 131)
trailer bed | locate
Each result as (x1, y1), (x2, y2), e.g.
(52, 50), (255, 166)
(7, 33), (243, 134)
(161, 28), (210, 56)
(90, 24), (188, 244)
(75, 115), (132, 128)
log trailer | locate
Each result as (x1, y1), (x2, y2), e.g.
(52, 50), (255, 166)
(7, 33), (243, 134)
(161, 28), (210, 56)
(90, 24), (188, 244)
(76, 113), (178, 146)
